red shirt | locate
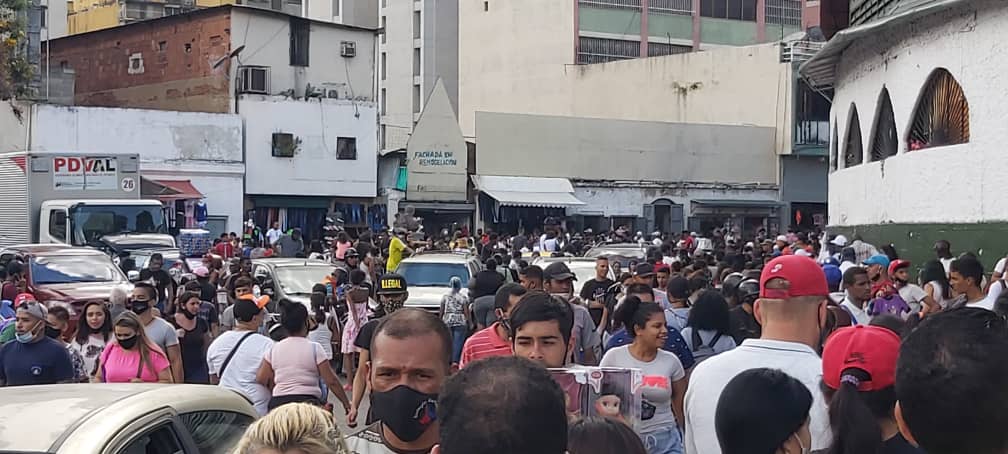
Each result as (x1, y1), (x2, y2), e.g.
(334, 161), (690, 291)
(213, 242), (234, 258)
(459, 323), (512, 368)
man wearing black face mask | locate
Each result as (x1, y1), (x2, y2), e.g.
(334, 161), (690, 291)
(131, 282), (183, 383)
(345, 308), (453, 454)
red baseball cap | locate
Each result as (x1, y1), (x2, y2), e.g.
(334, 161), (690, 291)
(759, 255), (829, 299)
(14, 293), (36, 308)
(822, 325), (900, 392)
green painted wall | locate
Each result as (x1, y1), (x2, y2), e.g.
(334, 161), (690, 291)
(764, 24), (801, 41)
(648, 13), (693, 41)
(830, 222), (1008, 273)
(579, 6), (641, 35)
(699, 18), (758, 45)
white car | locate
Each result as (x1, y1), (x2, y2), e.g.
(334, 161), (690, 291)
(531, 256), (617, 295)
(0, 383), (258, 454)
(394, 251), (483, 311)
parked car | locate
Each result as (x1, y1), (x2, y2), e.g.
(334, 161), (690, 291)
(531, 256), (616, 295)
(250, 258), (340, 310)
(394, 251), (483, 311)
(0, 244), (131, 322)
(0, 383), (257, 454)
(117, 247), (192, 283)
(583, 243), (648, 269)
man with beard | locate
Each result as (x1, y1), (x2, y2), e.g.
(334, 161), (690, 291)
(345, 308), (452, 454)
(890, 260), (932, 315)
(348, 273), (410, 428)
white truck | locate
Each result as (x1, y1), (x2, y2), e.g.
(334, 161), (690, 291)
(0, 152), (175, 251)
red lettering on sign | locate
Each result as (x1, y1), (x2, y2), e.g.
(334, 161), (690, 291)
(68, 158), (81, 172)
(85, 159), (94, 172)
(54, 157), (66, 171)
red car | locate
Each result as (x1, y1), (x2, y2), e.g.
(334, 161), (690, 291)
(0, 244), (131, 334)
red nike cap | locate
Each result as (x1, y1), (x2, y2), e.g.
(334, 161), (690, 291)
(822, 325), (900, 392)
(759, 255), (829, 299)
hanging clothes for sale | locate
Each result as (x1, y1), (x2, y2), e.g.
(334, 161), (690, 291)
(195, 200), (208, 228)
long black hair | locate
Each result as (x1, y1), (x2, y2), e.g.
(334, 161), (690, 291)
(920, 259), (952, 300)
(687, 290), (731, 333)
(279, 299), (309, 336)
(821, 369), (897, 454)
(568, 417), (647, 454)
(75, 300), (112, 344)
(613, 295), (663, 338)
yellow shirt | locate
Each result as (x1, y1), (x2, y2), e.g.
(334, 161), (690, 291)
(387, 236), (406, 272)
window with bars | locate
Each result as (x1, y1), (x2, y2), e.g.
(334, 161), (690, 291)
(908, 68), (969, 151)
(649, 0), (692, 15)
(577, 36), (640, 64)
(844, 105), (863, 168)
(578, 0), (642, 10)
(700, 0), (756, 21)
(870, 88), (897, 161)
(648, 42), (692, 57)
(765, 0), (801, 26)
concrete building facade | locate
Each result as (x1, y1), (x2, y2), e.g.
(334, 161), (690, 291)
(801, 0), (1000, 266)
(378, 0), (458, 152)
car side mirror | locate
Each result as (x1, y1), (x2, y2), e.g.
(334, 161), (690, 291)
(127, 270), (140, 281)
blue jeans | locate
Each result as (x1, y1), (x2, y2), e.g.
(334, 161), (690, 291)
(640, 426), (683, 454)
(450, 325), (467, 364)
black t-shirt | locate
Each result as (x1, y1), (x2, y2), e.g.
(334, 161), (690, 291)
(199, 281), (217, 304)
(881, 434), (924, 454)
(580, 278), (615, 327)
(140, 269), (173, 307)
(174, 317), (209, 383)
(353, 318), (382, 351)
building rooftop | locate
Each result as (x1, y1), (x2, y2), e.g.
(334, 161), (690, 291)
(49, 4), (377, 43)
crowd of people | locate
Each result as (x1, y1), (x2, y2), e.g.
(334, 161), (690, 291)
(4, 220), (1008, 454)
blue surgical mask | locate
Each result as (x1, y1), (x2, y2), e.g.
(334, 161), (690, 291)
(15, 322), (40, 343)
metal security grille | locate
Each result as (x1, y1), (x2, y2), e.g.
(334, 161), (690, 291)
(850, 0), (899, 26)
(908, 68), (970, 151)
(577, 36), (640, 64)
(844, 105), (864, 168)
(578, 0), (642, 10)
(766, 0), (801, 26)
(870, 88), (897, 161)
(648, 42), (693, 56)
(649, 0), (692, 15)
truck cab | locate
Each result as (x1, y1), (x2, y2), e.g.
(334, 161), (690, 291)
(40, 199), (176, 254)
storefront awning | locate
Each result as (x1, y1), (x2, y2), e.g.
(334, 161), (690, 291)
(692, 199), (781, 208)
(402, 202), (475, 212)
(142, 178), (204, 201)
(472, 175), (585, 208)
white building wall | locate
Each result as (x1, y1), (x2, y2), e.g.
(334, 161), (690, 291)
(26, 104), (246, 232)
(231, 8), (376, 102)
(378, 0), (417, 151)
(241, 96), (378, 198)
(828, 0), (1006, 226)
(458, 0), (794, 153)
(571, 186), (781, 218)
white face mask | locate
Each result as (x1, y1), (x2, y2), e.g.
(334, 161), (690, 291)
(793, 433), (809, 454)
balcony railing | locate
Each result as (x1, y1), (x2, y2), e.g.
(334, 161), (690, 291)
(780, 40), (825, 64)
(795, 120), (829, 146)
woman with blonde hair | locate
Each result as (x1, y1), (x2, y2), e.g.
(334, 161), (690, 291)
(95, 311), (172, 383)
(233, 402), (350, 454)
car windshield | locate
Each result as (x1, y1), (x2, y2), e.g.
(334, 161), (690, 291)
(395, 262), (470, 287)
(131, 252), (185, 272)
(274, 266), (335, 295)
(31, 255), (122, 285)
(71, 204), (168, 245)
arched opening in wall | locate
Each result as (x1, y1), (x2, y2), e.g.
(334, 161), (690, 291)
(844, 104), (863, 168)
(908, 68), (970, 151)
(870, 88), (898, 161)
(830, 120), (838, 172)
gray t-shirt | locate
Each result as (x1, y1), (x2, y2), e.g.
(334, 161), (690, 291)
(276, 235), (303, 258)
(570, 302), (600, 364)
(144, 316), (180, 354)
(220, 305), (236, 331)
(472, 295), (496, 328)
(600, 345), (685, 434)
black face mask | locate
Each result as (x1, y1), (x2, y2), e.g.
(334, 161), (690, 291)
(131, 300), (150, 314)
(370, 385), (438, 442)
(44, 325), (62, 339)
(118, 335), (139, 349)
(181, 309), (197, 320)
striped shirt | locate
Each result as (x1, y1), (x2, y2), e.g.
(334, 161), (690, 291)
(459, 323), (512, 368)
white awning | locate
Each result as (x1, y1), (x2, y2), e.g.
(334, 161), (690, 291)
(472, 175), (586, 208)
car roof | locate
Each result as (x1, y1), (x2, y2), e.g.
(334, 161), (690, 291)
(0, 384), (256, 453)
(251, 258), (334, 267)
(400, 253), (476, 264)
(3, 244), (108, 256)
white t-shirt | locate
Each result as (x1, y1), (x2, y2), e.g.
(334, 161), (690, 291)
(207, 330), (275, 415)
(266, 228), (283, 245)
(995, 257), (1008, 275)
(841, 298), (871, 325)
(69, 334), (108, 378)
(839, 261), (857, 275)
(684, 339), (831, 454)
(600, 345), (685, 434)
(968, 283), (1003, 311)
(940, 258), (954, 275)
(898, 284), (928, 313)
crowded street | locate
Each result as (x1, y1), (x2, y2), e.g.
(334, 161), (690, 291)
(0, 0), (1003, 453)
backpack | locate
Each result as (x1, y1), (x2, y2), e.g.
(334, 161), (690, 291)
(689, 328), (725, 364)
